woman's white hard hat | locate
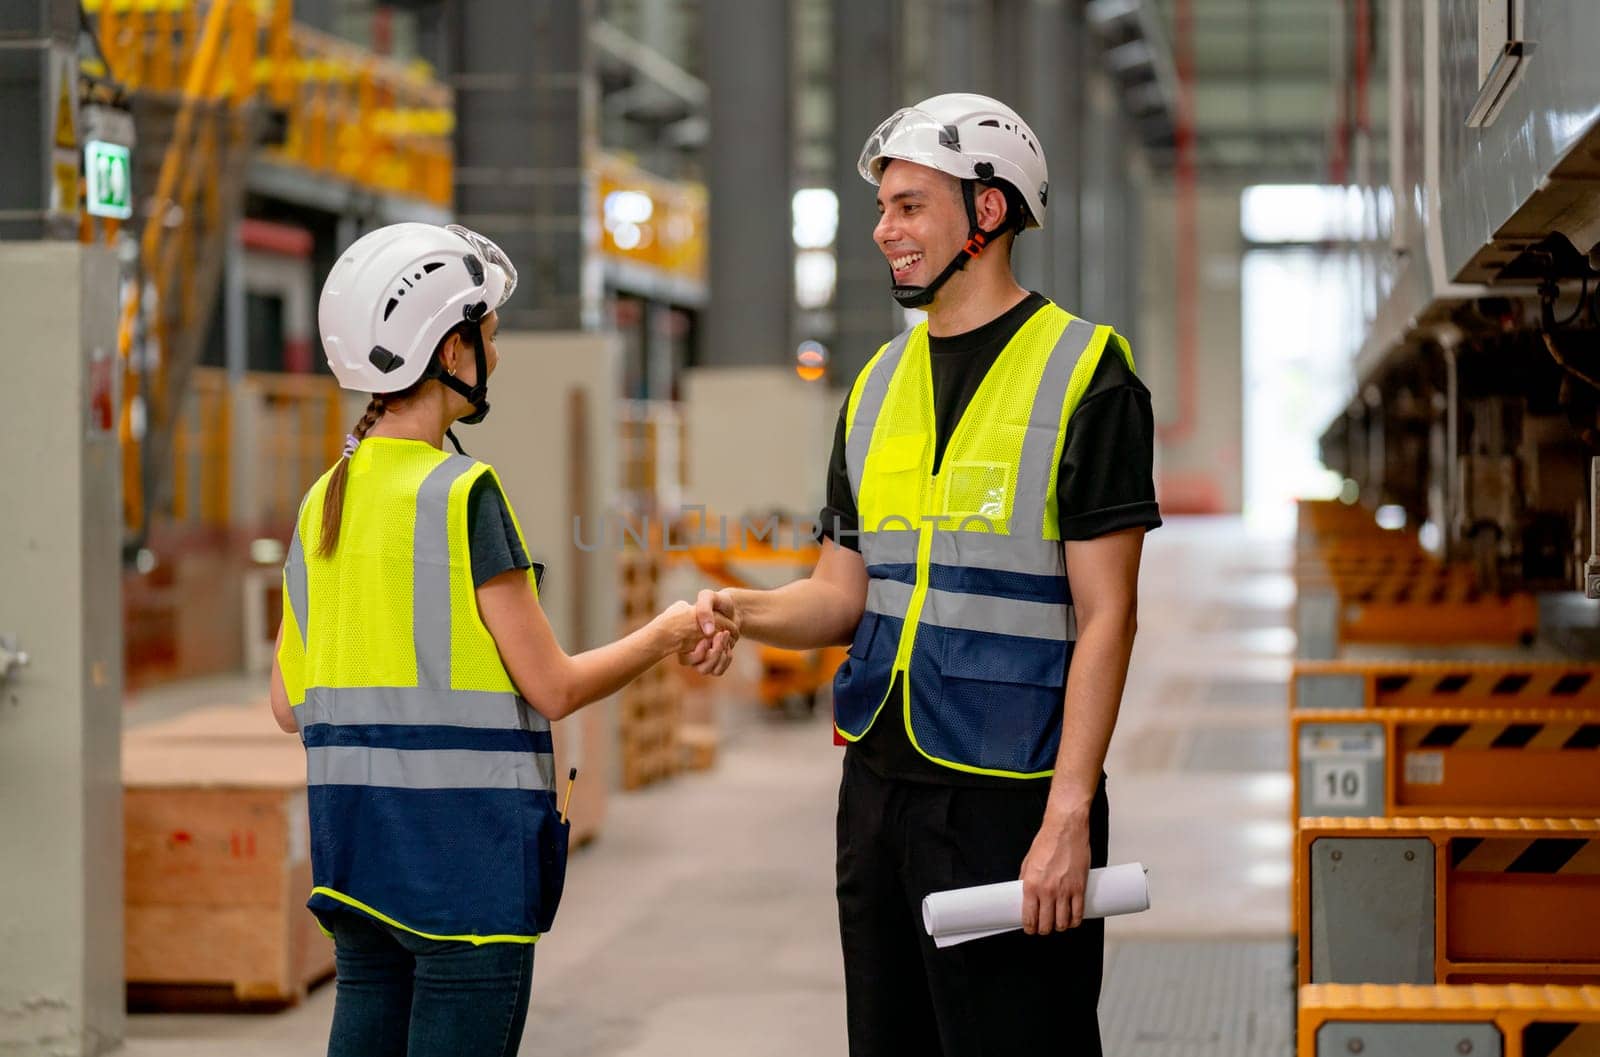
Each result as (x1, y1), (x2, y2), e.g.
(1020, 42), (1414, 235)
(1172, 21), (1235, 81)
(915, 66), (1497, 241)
(317, 222), (517, 394)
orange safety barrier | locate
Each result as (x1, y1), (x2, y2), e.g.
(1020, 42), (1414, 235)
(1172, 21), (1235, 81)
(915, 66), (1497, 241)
(1294, 498), (1539, 648)
(1297, 983), (1600, 1057)
(1292, 706), (1600, 820)
(1298, 816), (1600, 988)
(1342, 594), (1539, 646)
(1292, 661), (1600, 713)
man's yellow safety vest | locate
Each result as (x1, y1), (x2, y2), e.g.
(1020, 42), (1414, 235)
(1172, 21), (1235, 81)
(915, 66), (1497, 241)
(831, 302), (1131, 778)
(277, 437), (565, 944)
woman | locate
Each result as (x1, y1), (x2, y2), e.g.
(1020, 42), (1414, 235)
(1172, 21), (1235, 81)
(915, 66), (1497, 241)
(268, 222), (733, 1057)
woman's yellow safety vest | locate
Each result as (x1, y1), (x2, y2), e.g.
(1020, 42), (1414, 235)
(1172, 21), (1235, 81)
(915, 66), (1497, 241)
(831, 302), (1130, 778)
(277, 437), (565, 944)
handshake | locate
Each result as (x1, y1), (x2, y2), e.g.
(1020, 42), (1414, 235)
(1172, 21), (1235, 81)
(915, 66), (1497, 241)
(653, 589), (742, 677)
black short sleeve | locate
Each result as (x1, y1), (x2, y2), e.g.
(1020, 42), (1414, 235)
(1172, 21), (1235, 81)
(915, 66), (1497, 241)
(467, 475), (532, 587)
(819, 395), (860, 551)
(1056, 343), (1163, 540)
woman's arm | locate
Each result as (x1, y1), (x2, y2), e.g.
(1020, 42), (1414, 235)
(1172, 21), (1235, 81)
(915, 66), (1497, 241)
(477, 570), (731, 721)
(268, 623), (298, 734)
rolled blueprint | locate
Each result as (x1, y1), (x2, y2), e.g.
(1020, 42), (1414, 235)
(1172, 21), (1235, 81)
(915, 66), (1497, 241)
(922, 862), (1150, 948)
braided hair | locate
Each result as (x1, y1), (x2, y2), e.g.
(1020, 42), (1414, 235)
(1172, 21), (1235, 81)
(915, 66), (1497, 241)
(315, 396), (386, 558)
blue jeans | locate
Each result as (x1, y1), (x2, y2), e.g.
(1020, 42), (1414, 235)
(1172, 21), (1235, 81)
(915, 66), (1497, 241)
(318, 909), (535, 1057)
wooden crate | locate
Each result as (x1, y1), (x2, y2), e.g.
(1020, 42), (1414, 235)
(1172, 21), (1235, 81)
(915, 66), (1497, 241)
(123, 704), (332, 1007)
(616, 550), (685, 790)
(678, 722), (718, 772)
(620, 663), (683, 790)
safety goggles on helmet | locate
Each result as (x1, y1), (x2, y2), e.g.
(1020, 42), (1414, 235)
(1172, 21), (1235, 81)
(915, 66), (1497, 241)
(446, 224), (517, 309)
(857, 108), (979, 186)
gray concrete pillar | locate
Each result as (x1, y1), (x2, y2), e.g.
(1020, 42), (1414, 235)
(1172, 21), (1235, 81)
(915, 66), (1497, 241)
(990, 0), (1026, 109)
(1080, 73), (1115, 321)
(0, 0), (80, 240)
(1013, 0), (1083, 308)
(0, 242), (124, 1056)
(704, 0), (792, 367)
(831, 0), (902, 383)
(1009, 0), (1050, 294)
(925, 0), (991, 96)
(451, 0), (599, 331)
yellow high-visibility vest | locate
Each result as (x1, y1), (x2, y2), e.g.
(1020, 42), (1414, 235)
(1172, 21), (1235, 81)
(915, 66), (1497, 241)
(831, 302), (1131, 778)
(278, 437), (565, 944)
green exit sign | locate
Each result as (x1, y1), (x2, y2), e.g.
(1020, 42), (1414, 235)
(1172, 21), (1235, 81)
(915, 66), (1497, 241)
(84, 140), (132, 220)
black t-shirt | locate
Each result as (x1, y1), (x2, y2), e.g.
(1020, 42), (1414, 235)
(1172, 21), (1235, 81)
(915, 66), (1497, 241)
(467, 475), (532, 587)
(819, 293), (1162, 787)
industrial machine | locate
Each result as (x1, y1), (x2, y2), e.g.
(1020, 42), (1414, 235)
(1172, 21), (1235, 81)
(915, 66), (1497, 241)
(1324, 2), (1600, 603)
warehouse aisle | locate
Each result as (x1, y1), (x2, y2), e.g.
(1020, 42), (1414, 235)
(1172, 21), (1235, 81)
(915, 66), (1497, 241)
(120, 517), (1295, 1056)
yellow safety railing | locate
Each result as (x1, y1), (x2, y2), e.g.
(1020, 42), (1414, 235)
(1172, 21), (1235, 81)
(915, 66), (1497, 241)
(267, 24), (453, 206)
(171, 367), (346, 530)
(97, 0), (252, 536)
(84, 0), (454, 205)
(81, 0), (454, 540)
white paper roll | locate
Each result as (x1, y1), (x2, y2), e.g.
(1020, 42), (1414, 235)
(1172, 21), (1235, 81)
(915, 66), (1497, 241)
(921, 862), (1150, 948)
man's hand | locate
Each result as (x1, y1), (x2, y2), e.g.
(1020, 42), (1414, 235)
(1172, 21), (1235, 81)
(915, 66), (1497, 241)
(1018, 805), (1092, 935)
(680, 588), (740, 676)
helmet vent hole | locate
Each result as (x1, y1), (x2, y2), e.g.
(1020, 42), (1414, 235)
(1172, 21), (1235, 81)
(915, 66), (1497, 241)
(383, 297), (399, 321)
(423, 261), (445, 275)
(979, 119), (1000, 128)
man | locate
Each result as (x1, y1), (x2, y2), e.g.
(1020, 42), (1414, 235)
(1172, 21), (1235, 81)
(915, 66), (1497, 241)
(690, 93), (1160, 1054)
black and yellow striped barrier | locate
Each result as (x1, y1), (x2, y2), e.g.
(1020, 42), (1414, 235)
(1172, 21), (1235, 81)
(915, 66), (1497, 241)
(1297, 983), (1600, 1057)
(1297, 816), (1600, 989)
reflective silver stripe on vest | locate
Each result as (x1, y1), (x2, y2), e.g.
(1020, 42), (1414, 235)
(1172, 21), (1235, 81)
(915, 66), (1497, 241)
(1010, 317), (1099, 538)
(307, 746), (556, 791)
(414, 456), (475, 689)
(869, 579), (1071, 640)
(860, 529), (919, 568)
(929, 529), (1063, 577)
(294, 685), (547, 734)
(920, 587), (1075, 642)
(845, 327), (915, 496)
(866, 578), (914, 620)
(285, 531), (309, 646)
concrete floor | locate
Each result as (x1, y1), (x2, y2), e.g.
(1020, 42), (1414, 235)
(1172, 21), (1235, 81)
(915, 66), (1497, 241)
(118, 516), (1296, 1055)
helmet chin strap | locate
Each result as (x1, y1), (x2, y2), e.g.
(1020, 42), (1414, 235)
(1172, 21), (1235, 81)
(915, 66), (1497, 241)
(890, 179), (1004, 310)
(429, 307), (492, 455)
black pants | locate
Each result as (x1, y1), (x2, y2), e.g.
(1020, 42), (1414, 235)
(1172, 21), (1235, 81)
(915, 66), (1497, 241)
(836, 751), (1110, 1057)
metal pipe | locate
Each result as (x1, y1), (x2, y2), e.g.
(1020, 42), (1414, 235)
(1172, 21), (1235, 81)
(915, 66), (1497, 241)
(1586, 455), (1600, 597)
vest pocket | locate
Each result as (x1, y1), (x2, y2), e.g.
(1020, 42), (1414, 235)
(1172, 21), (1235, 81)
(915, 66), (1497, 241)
(859, 434), (926, 530)
(941, 460), (1013, 523)
(833, 611), (895, 735)
(530, 799), (571, 934)
(920, 628), (1068, 774)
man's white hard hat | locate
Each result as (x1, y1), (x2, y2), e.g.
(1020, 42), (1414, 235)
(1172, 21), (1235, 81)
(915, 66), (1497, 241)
(858, 92), (1049, 231)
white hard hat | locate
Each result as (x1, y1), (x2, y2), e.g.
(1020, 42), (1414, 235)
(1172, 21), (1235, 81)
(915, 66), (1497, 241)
(317, 222), (517, 394)
(858, 92), (1048, 230)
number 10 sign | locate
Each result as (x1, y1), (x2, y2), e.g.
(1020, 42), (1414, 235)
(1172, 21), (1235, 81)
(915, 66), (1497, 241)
(1297, 723), (1384, 817)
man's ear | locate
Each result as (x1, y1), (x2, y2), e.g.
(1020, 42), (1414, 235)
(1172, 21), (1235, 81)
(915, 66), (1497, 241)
(439, 332), (461, 374)
(977, 184), (1009, 232)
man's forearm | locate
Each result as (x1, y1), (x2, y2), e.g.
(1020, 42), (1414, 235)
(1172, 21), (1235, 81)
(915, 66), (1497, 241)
(728, 578), (861, 650)
(1045, 609), (1137, 815)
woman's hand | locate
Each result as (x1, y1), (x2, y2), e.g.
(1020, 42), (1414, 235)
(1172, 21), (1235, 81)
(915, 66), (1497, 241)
(653, 599), (737, 675)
